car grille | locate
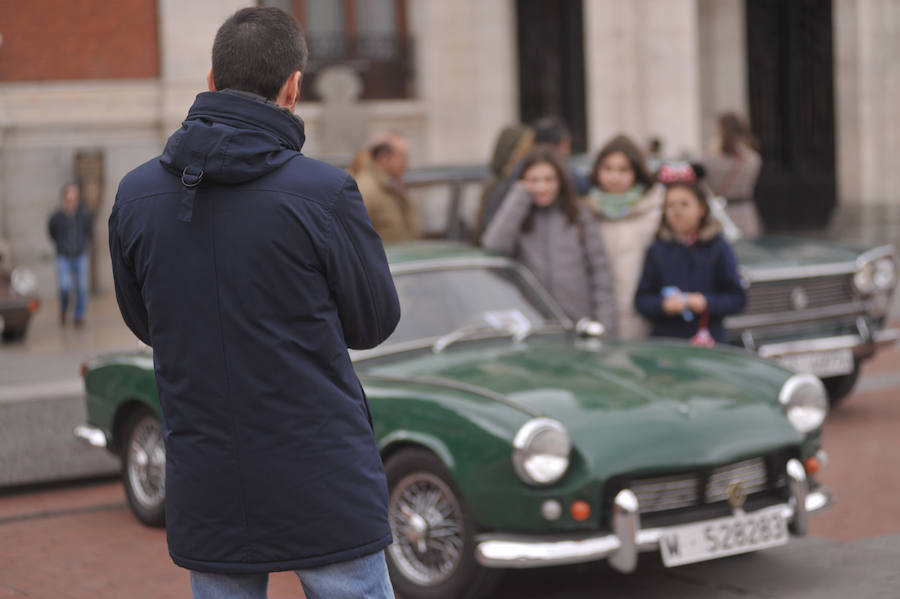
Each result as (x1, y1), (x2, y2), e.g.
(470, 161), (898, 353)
(745, 275), (853, 314)
(628, 457), (770, 515)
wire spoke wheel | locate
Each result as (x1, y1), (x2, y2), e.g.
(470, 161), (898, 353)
(388, 471), (465, 586)
(126, 413), (166, 511)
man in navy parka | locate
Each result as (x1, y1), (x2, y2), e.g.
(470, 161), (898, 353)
(109, 7), (400, 597)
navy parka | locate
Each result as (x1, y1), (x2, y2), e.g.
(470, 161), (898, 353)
(634, 221), (746, 342)
(110, 91), (401, 573)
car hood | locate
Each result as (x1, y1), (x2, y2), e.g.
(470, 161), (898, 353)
(735, 235), (865, 273)
(359, 335), (803, 477)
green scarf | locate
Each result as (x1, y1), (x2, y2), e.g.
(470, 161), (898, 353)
(587, 185), (646, 220)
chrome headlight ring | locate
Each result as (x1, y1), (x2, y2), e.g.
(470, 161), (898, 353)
(778, 374), (828, 434)
(10, 267), (37, 296)
(854, 251), (897, 296)
(512, 418), (571, 486)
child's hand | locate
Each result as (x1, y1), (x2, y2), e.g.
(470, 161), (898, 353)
(663, 293), (686, 315)
(686, 293), (708, 314)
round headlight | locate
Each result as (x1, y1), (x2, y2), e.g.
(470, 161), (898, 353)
(10, 267), (37, 296)
(872, 257), (897, 291)
(778, 374), (828, 433)
(512, 418), (571, 486)
(853, 264), (876, 296)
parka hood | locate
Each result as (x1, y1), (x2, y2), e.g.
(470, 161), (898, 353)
(159, 91), (307, 222)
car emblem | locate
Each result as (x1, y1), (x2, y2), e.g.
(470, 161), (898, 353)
(790, 287), (809, 310)
(727, 482), (747, 510)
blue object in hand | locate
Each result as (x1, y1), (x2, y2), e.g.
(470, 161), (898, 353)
(661, 286), (694, 322)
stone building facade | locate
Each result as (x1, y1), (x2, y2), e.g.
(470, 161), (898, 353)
(0, 0), (896, 294)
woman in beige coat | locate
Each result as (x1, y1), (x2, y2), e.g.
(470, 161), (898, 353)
(586, 134), (663, 339)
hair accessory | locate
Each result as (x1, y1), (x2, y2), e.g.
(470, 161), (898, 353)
(656, 162), (696, 185)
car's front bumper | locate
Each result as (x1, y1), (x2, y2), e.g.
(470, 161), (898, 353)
(475, 459), (831, 571)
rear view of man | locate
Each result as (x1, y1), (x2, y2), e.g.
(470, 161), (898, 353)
(109, 7), (400, 598)
(355, 133), (420, 242)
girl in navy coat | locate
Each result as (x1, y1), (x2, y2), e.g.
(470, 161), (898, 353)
(634, 163), (746, 342)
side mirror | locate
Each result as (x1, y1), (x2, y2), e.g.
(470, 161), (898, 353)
(575, 318), (605, 338)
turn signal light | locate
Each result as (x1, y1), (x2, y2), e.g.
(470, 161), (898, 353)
(804, 456), (820, 476)
(570, 500), (592, 522)
(27, 299), (40, 313)
(80, 361), (88, 378)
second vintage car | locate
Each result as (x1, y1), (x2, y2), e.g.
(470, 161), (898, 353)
(77, 243), (832, 599)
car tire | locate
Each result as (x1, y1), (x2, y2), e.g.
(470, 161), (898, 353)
(120, 407), (166, 528)
(1, 326), (27, 342)
(384, 449), (499, 599)
(823, 363), (860, 407)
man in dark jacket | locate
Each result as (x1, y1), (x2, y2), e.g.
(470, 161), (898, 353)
(109, 7), (401, 598)
(47, 183), (92, 326)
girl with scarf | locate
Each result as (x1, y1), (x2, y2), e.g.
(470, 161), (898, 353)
(586, 134), (664, 338)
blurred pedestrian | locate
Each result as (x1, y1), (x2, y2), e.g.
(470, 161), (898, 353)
(355, 132), (419, 242)
(634, 163), (746, 342)
(109, 7), (400, 599)
(645, 136), (665, 176)
(703, 112), (762, 235)
(47, 183), (92, 327)
(476, 123), (535, 239)
(586, 134), (663, 339)
(481, 147), (617, 336)
(532, 116), (591, 195)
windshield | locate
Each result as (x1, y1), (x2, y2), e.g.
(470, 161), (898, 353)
(385, 265), (563, 346)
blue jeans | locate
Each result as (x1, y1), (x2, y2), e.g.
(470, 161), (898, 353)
(190, 550), (394, 599)
(56, 253), (89, 322)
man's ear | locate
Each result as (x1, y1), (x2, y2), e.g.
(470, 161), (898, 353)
(207, 69), (216, 92)
(274, 70), (303, 109)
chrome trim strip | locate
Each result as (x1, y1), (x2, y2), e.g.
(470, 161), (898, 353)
(873, 327), (900, 345)
(474, 489), (831, 569)
(74, 424), (108, 449)
(744, 262), (857, 282)
(757, 334), (867, 358)
(724, 301), (867, 330)
(358, 374), (542, 417)
(787, 459), (808, 535)
(609, 490), (640, 573)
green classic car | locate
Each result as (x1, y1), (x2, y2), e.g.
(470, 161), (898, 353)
(77, 243), (832, 599)
(404, 165), (899, 405)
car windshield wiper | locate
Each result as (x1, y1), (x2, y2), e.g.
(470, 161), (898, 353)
(432, 310), (534, 354)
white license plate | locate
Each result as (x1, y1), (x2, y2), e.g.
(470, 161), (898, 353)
(659, 506), (788, 567)
(776, 349), (854, 377)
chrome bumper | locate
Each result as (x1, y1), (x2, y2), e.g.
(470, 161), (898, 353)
(475, 459), (831, 571)
(756, 324), (900, 360)
(74, 424), (108, 449)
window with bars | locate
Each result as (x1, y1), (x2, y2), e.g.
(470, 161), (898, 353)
(260, 0), (415, 100)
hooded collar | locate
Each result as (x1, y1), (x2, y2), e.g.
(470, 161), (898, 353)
(159, 91), (307, 222)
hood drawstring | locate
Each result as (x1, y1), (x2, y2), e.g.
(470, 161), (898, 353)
(178, 165), (204, 223)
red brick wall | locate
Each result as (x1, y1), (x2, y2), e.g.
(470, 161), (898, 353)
(0, 0), (159, 81)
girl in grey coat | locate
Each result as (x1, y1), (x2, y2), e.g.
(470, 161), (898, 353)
(481, 148), (618, 338)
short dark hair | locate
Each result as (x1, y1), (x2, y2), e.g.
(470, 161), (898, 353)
(532, 116), (571, 147)
(212, 7), (309, 101)
(370, 142), (394, 161)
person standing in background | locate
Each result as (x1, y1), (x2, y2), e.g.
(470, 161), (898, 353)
(355, 132), (419, 243)
(47, 183), (92, 327)
(586, 134), (663, 339)
(532, 116), (591, 195)
(703, 112), (763, 236)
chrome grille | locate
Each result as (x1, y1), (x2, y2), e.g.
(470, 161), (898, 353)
(628, 457), (770, 515)
(705, 457), (768, 502)
(745, 275), (853, 314)
(631, 474), (699, 514)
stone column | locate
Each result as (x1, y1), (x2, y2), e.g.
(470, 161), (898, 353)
(415, 0), (519, 163)
(583, 0), (702, 157)
(697, 0), (749, 148)
(157, 0), (247, 138)
(834, 0), (900, 206)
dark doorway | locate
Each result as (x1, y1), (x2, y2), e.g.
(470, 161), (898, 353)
(516, 0), (587, 153)
(746, 0), (837, 231)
